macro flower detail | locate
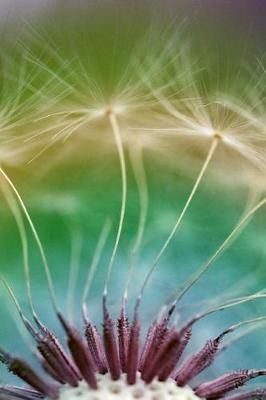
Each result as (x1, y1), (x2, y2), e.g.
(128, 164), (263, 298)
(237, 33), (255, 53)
(1, 4), (266, 400)
(1, 280), (266, 400)
(0, 162), (266, 400)
(0, 105), (266, 399)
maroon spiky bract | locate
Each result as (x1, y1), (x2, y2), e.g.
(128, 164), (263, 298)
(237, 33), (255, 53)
(195, 369), (266, 398)
(117, 305), (130, 374)
(1, 294), (266, 400)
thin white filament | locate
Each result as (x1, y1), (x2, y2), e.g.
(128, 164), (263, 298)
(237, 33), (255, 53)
(1, 180), (42, 319)
(221, 322), (266, 352)
(0, 166), (59, 313)
(179, 290), (266, 332)
(172, 197), (266, 307)
(103, 111), (127, 296)
(124, 145), (148, 300)
(4, 298), (34, 353)
(0, 276), (38, 348)
(82, 219), (112, 308)
(139, 134), (220, 299)
(0, 181), (37, 319)
(0, 276), (27, 324)
(224, 316), (266, 337)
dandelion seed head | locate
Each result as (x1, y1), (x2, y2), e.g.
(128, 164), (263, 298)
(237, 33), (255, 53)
(1, 19), (265, 190)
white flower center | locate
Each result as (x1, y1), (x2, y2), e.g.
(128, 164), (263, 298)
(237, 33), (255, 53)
(57, 373), (201, 400)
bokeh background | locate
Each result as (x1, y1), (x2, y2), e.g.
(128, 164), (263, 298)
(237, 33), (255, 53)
(0, 0), (266, 388)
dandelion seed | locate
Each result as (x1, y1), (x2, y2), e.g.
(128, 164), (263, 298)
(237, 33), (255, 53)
(132, 40), (266, 183)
